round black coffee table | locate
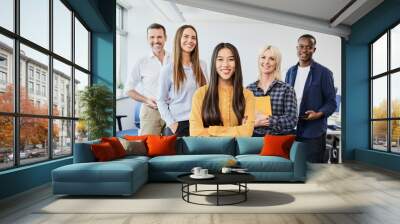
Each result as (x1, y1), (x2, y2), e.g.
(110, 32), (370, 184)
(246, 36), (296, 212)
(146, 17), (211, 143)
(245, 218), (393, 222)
(177, 173), (255, 206)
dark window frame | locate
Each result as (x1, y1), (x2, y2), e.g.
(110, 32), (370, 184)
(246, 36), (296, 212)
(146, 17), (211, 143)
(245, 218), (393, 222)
(0, 0), (92, 171)
(370, 21), (400, 154)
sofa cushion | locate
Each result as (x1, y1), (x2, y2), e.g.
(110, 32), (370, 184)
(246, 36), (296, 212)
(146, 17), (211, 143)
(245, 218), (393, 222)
(52, 159), (147, 183)
(91, 142), (118, 161)
(101, 137), (127, 158)
(236, 137), (263, 155)
(147, 135), (177, 157)
(148, 154), (235, 172)
(119, 138), (147, 156)
(236, 155), (293, 172)
(177, 137), (235, 155)
(260, 135), (296, 159)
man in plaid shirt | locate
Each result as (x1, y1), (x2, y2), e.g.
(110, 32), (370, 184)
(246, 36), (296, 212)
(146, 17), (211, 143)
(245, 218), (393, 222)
(247, 80), (297, 136)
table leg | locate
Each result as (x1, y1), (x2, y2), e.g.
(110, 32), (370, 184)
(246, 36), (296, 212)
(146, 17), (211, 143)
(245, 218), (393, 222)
(245, 183), (247, 201)
(217, 184), (220, 206)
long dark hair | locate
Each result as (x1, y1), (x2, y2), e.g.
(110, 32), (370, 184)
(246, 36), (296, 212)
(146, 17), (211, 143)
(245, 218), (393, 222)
(201, 43), (245, 127)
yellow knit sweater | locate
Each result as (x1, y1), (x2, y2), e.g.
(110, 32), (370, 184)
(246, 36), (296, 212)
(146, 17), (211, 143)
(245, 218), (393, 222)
(189, 84), (255, 137)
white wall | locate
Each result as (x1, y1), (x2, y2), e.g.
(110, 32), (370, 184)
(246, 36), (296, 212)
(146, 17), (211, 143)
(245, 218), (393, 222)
(118, 0), (342, 130)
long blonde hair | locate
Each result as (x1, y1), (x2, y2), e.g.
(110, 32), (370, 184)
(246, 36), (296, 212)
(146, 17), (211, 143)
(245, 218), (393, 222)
(173, 25), (206, 92)
(258, 45), (282, 80)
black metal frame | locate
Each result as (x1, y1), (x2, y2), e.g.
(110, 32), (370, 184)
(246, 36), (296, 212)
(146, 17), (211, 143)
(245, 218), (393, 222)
(0, 0), (92, 171)
(369, 20), (400, 154)
(181, 183), (249, 206)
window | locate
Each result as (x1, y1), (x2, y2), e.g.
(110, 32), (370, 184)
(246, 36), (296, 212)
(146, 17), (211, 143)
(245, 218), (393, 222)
(28, 81), (34, 94)
(75, 18), (89, 70)
(371, 23), (400, 154)
(35, 83), (40, 95)
(0, 0), (14, 32)
(0, 35), (13, 113)
(53, 0), (72, 60)
(42, 85), (46, 97)
(20, 0), (49, 49)
(116, 4), (124, 31)
(28, 67), (34, 80)
(0, 54), (7, 88)
(0, 1), (91, 170)
(0, 55), (7, 67)
(0, 71), (6, 85)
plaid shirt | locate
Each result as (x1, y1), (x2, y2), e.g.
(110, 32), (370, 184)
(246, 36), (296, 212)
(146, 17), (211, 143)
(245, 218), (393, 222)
(247, 80), (297, 136)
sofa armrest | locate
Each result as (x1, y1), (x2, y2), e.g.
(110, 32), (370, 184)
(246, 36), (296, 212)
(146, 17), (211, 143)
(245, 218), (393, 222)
(73, 140), (100, 163)
(289, 141), (307, 181)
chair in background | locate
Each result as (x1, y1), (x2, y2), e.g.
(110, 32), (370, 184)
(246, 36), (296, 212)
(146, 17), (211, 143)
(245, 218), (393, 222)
(116, 102), (142, 137)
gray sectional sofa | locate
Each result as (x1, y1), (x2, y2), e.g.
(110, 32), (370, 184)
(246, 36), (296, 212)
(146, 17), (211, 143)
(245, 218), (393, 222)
(52, 137), (307, 196)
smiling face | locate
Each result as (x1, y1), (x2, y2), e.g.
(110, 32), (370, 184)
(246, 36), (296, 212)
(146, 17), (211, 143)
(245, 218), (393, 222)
(216, 48), (236, 83)
(180, 28), (197, 54)
(296, 37), (316, 64)
(147, 28), (166, 54)
(259, 49), (277, 76)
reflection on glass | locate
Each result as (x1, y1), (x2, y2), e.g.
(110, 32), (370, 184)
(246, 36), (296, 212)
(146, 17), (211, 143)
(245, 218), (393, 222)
(75, 120), (88, 143)
(391, 120), (400, 153)
(0, 35), (14, 113)
(74, 69), (89, 118)
(20, 117), (49, 165)
(20, 44), (49, 115)
(53, 59), (72, 117)
(372, 77), (387, 119)
(0, 116), (14, 170)
(53, 0), (72, 60)
(75, 18), (89, 70)
(372, 33), (387, 76)
(372, 121), (388, 152)
(53, 119), (72, 158)
(391, 72), (400, 118)
(0, 0), (14, 31)
(391, 24), (400, 70)
(20, 0), (49, 49)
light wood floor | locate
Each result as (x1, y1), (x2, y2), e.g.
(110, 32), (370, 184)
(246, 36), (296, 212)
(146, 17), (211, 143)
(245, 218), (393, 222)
(1, 162), (400, 224)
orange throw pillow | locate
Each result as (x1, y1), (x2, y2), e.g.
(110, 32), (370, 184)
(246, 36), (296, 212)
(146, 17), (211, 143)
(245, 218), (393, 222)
(146, 135), (177, 157)
(124, 135), (151, 141)
(259, 135), (296, 159)
(91, 142), (117, 161)
(101, 137), (127, 158)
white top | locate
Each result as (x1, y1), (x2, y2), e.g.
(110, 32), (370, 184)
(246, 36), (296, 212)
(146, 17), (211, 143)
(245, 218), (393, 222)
(124, 51), (172, 98)
(294, 65), (310, 115)
(157, 61), (207, 126)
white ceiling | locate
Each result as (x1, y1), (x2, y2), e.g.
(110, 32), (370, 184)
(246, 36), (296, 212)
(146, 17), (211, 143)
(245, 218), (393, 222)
(159, 0), (384, 38)
(124, 0), (384, 38)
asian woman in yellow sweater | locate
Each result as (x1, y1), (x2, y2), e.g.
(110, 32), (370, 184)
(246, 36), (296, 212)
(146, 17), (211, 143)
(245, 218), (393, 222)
(189, 43), (255, 137)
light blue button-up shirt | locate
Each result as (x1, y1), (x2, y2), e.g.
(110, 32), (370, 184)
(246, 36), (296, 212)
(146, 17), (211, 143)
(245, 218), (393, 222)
(157, 61), (207, 127)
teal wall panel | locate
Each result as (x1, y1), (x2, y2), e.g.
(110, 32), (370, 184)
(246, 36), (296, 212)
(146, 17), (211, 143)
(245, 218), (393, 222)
(0, 158), (72, 199)
(345, 0), (400, 170)
(355, 149), (400, 172)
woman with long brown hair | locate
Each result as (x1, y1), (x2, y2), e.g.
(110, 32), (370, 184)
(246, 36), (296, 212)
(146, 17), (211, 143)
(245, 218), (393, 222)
(157, 25), (207, 136)
(190, 43), (255, 137)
